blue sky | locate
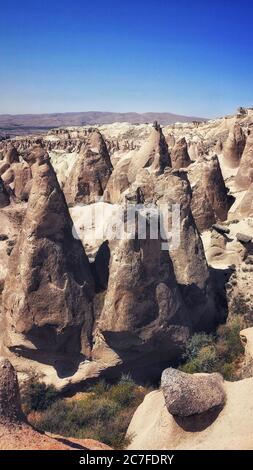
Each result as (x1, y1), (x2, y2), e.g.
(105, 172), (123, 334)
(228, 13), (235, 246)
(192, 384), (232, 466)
(0, 0), (252, 117)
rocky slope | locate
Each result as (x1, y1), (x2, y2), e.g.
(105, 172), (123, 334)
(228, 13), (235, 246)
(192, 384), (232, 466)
(0, 108), (252, 390)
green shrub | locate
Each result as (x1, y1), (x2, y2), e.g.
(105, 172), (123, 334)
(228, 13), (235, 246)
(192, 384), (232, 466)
(22, 379), (58, 413)
(183, 333), (215, 361)
(180, 316), (245, 380)
(28, 376), (148, 449)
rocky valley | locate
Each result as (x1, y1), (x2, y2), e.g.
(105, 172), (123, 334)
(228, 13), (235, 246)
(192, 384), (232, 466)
(1, 107), (253, 450)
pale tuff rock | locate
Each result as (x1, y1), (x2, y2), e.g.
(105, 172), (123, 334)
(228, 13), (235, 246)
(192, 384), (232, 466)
(161, 367), (226, 416)
(128, 125), (171, 183)
(153, 169), (218, 329)
(64, 129), (113, 205)
(238, 183), (253, 217)
(171, 137), (192, 169)
(240, 328), (253, 376)
(2, 146), (94, 363)
(188, 156), (229, 231)
(235, 129), (253, 190)
(0, 357), (24, 424)
(12, 162), (32, 201)
(223, 123), (246, 168)
(103, 155), (131, 203)
(94, 212), (191, 369)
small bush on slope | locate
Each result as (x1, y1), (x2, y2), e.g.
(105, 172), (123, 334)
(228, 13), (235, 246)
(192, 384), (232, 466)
(21, 379), (58, 413)
(180, 316), (245, 380)
(28, 375), (150, 449)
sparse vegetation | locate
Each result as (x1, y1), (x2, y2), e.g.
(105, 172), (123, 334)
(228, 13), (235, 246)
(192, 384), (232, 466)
(180, 316), (246, 380)
(27, 375), (150, 449)
(21, 378), (58, 414)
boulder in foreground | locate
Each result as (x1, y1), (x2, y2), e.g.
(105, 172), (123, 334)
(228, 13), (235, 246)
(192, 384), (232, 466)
(161, 367), (226, 416)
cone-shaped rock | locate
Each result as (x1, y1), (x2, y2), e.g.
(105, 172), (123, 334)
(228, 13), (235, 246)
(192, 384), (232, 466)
(128, 125), (171, 183)
(4, 145), (19, 165)
(94, 213), (190, 371)
(154, 169), (219, 329)
(0, 357), (24, 424)
(188, 156), (229, 231)
(171, 137), (192, 169)
(235, 130), (253, 190)
(2, 147), (94, 360)
(64, 129), (113, 205)
(223, 123), (246, 168)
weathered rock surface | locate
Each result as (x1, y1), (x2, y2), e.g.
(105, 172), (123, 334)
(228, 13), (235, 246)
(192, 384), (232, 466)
(103, 156), (131, 203)
(240, 328), (253, 377)
(64, 129), (113, 204)
(128, 125), (171, 183)
(188, 156), (229, 231)
(0, 177), (10, 208)
(4, 145), (19, 164)
(238, 183), (253, 217)
(171, 137), (192, 169)
(2, 147), (94, 365)
(223, 123), (246, 168)
(235, 129), (253, 190)
(153, 169), (219, 330)
(0, 357), (24, 424)
(94, 212), (191, 370)
(161, 367), (226, 416)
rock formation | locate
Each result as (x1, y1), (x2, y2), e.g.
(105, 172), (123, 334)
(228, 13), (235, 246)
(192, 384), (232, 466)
(93, 211), (191, 373)
(161, 367), (226, 416)
(171, 137), (192, 169)
(103, 156), (131, 204)
(128, 125), (171, 183)
(238, 183), (253, 217)
(223, 123), (246, 168)
(64, 129), (113, 205)
(127, 378), (253, 450)
(0, 357), (24, 424)
(153, 169), (220, 330)
(235, 129), (253, 190)
(2, 147), (94, 367)
(0, 177), (10, 208)
(4, 145), (19, 165)
(188, 156), (229, 231)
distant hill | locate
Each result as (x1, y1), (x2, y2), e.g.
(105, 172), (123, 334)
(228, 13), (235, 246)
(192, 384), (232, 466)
(0, 111), (206, 136)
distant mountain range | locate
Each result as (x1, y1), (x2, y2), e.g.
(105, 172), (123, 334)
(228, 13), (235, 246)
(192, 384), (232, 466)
(0, 111), (206, 136)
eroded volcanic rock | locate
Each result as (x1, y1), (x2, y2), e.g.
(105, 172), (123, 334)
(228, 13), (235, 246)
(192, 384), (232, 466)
(2, 147), (94, 363)
(0, 177), (10, 208)
(235, 129), (253, 190)
(94, 211), (190, 370)
(153, 169), (218, 330)
(161, 367), (226, 416)
(64, 129), (113, 204)
(0, 357), (24, 424)
(128, 125), (171, 183)
(188, 156), (229, 231)
(223, 123), (246, 168)
(171, 137), (192, 169)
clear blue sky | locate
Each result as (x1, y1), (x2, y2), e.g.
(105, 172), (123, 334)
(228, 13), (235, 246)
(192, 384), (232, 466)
(0, 0), (252, 117)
